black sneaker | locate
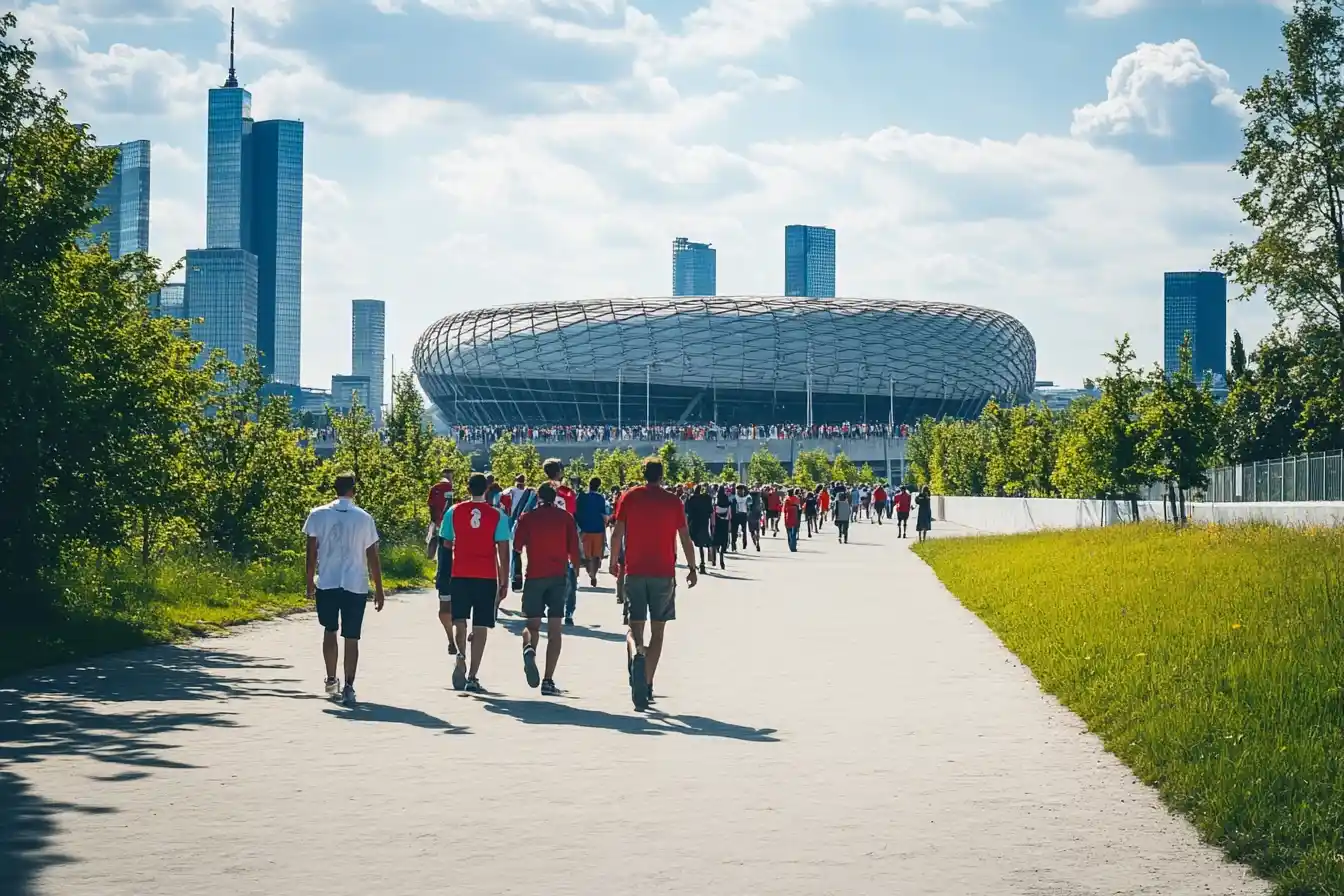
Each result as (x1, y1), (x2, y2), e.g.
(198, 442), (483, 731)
(523, 646), (541, 689)
(564, 615), (574, 627)
(630, 652), (649, 710)
(341, 684), (357, 706)
(464, 678), (484, 694)
(540, 679), (560, 696)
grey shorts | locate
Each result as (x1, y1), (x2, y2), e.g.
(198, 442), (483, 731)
(521, 575), (567, 619)
(624, 575), (676, 623)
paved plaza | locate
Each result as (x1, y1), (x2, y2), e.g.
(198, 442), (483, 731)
(1, 521), (1266, 895)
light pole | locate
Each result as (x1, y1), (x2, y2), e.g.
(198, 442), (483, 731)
(645, 362), (652, 431)
(617, 368), (623, 439)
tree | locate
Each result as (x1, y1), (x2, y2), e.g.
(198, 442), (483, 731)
(656, 441), (684, 484)
(832, 451), (859, 484)
(490, 432), (545, 485)
(904, 417), (935, 487)
(678, 450), (712, 484)
(1083, 378), (1098, 391)
(1137, 336), (1220, 521)
(857, 463), (878, 485)
(1214, 0), (1344, 344)
(747, 447), (788, 485)
(794, 448), (832, 488)
(592, 446), (642, 488)
(719, 455), (739, 483)
(1229, 330), (1248, 384)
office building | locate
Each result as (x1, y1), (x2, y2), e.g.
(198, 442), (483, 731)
(331, 375), (374, 414)
(672, 237), (717, 297)
(90, 139), (151, 258)
(351, 299), (386, 425)
(185, 248), (257, 367)
(193, 10), (304, 383)
(151, 282), (186, 319)
(784, 225), (836, 298)
(1163, 271), (1227, 379)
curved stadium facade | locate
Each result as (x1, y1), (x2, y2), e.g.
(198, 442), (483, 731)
(412, 296), (1036, 426)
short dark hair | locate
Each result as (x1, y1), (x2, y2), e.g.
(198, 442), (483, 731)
(515, 473), (526, 484)
(468, 472), (488, 497)
(589, 476), (602, 491)
(335, 472), (356, 497)
(537, 483), (557, 505)
(543, 458), (564, 480)
(643, 458), (664, 483)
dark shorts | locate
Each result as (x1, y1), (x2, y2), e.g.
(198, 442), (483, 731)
(625, 576), (676, 623)
(449, 577), (497, 628)
(766, 509), (781, 521)
(522, 575), (566, 619)
(897, 511), (910, 521)
(316, 588), (367, 640)
(435, 542), (453, 598)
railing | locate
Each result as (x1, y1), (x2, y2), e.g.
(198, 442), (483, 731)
(444, 424), (912, 444)
(1205, 450), (1344, 503)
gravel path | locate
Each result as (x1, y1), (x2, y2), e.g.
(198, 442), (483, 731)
(0, 517), (1267, 895)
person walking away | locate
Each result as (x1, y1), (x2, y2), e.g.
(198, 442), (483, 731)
(915, 485), (933, 543)
(731, 484), (751, 551)
(506, 479), (536, 594)
(859, 484), (872, 520)
(817, 485), (830, 529)
(304, 472), (385, 706)
(849, 484), (862, 521)
(608, 458), (698, 710)
(803, 489), (819, 537)
(575, 477), (608, 589)
(894, 486), (912, 538)
(684, 484), (714, 573)
(542, 458), (580, 626)
(513, 483), (580, 696)
(428, 468), (457, 656)
(711, 488), (732, 569)
(782, 488), (803, 552)
(872, 484), (887, 526)
(834, 491), (852, 544)
(442, 473), (512, 693)
(746, 486), (764, 551)
(765, 485), (783, 535)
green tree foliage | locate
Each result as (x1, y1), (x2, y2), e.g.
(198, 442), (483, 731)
(904, 416), (935, 487)
(490, 432), (546, 485)
(831, 452), (859, 484)
(857, 463), (878, 485)
(1229, 330), (1248, 384)
(1137, 337), (1220, 521)
(719, 455), (739, 483)
(592, 446), (642, 488)
(678, 450), (712, 484)
(656, 441), (684, 484)
(747, 447), (788, 485)
(794, 448), (832, 488)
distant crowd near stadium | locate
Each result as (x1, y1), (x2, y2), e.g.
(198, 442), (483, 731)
(446, 422), (913, 444)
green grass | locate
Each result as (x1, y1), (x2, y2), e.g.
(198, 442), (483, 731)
(915, 523), (1344, 895)
(0, 545), (434, 680)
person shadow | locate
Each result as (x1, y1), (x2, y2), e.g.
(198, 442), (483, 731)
(323, 701), (469, 734)
(496, 617), (627, 644)
(470, 695), (779, 742)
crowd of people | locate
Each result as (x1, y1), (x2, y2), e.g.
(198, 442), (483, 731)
(301, 456), (933, 710)
(448, 422), (913, 444)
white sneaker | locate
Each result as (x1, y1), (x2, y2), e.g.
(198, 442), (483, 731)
(324, 677), (340, 698)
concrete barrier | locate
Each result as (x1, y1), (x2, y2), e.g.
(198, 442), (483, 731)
(937, 496), (1344, 534)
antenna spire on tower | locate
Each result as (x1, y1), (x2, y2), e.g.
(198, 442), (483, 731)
(223, 7), (239, 87)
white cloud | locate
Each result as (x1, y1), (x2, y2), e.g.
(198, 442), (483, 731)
(1070, 39), (1244, 138)
(1075, 0), (1289, 16)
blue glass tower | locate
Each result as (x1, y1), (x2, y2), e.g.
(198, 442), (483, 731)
(1163, 271), (1227, 379)
(186, 248), (257, 367)
(784, 225), (836, 298)
(90, 139), (151, 258)
(351, 299), (386, 425)
(672, 237), (717, 296)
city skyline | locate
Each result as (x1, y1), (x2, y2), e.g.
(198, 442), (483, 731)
(23, 1), (1286, 388)
(89, 139), (151, 260)
(672, 237), (717, 297)
(351, 299), (387, 423)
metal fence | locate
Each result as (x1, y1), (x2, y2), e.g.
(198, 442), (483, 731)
(1205, 450), (1344, 503)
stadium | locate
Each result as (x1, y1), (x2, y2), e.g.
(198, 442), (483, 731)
(412, 296), (1036, 427)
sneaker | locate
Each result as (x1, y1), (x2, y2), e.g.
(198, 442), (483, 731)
(755, 543), (760, 552)
(447, 641), (457, 656)
(341, 684), (357, 706)
(464, 678), (484, 694)
(452, 655), (468, 691)
(523, 646), (541, 689)
(646, 679), (656, 704)
(540, 679), (560, 696)
(630, 652), (649, 710)
(564, 616), (574, 627)
(324, 677), (340, 699)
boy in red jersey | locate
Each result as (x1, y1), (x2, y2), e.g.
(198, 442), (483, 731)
(441, 473), (511, 693)
(427, 468), (457, 656)
(541, 458), (580, 626)
(609, 458), (697, 710)
(513, 483), (580, 695)
(872, 484), (887, 526)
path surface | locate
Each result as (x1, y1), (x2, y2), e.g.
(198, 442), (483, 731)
(1, 517), (1266, 896)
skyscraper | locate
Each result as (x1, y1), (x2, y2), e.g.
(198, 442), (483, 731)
(672, 237), (717, 296)
(352, 299), (386, 424)
(186, 248), (257, 367)
(90, 139), (151, 259)
(1163, 271), (1227, 379)
(784, 225), (836, 298)
(151, 282), (186, 319)
(189, 9), (304, 382)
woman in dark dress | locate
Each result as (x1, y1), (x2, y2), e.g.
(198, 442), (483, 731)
(684, 484), (714, 574)
(915, 485), (933, 543)
(711, 488), (733, 570)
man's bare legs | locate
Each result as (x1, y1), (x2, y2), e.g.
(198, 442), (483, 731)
(438, 603), (457, 655)
(344, 638), (359, 685)
(323, 630), (339, 681)
(523, 617), (564, 681)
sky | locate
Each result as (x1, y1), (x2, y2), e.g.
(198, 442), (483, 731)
(14, 0), (1293, 393)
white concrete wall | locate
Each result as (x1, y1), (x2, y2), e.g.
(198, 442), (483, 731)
(936, 496), (1344, 534)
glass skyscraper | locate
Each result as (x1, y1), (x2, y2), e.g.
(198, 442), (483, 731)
(151, 282), (186, 319)
(90, 139), (151, 259)
(191, 18), (304, 383)
(784, 225), (836, 298)
(351, 299), (386, 424)
(186, 249), (257, 367)
(1163, 271), (1227, 379)
(672, 237), (717, 296)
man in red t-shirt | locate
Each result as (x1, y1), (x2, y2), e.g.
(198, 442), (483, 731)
(872, 485), (887, 527)
(441, 473), (511, 693)
(782, 489), (803, 553)
(893, 486), (913, 539)
(513, 483), (580, 696)
(428, 469), (456, 654)
(765, 486), (783, 535)
(609, 458), (697, 710)
(541, 458), (580, 626)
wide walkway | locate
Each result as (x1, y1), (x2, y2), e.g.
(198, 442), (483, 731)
(1, 517), (1266, 895)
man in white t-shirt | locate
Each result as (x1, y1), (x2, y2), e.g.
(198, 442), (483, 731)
(303, 472), (385, 706)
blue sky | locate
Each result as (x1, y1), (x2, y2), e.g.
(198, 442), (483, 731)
(16, 0), (1290, 392)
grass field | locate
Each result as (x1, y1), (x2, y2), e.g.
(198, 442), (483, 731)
(0, 544), (434, 680)
(915, 523), (1344, 896)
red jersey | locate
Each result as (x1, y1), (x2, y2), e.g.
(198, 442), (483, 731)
(551, 483), (577, 516)
(500, 492), (513, 515)
(893, 490), (912, 513)
(614, 485), (685, 578)
(782, 496), (802, 528)
(766, 490), (783, 512)
(818, 489), (830, 510)
(443, 500), (510, 579)
(513, 505), (579, 579)
(873, 487), (887, 503)
(428, 480), (454, 525)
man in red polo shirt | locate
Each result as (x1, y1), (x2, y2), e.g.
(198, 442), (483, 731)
(441, 473), (511, 693)
(782, 488), (803, 552)
(764, 485), (783, 535)
(893, 485), (913, 539)
(513, 483), (580, 696)
(609, 458), (697, 710)
(872, 484), (888, 526)
(428, 468), (456, 655)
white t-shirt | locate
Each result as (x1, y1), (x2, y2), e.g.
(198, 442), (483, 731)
(732, 494), (751, 514)
(506, 486), (528, 511)
(303, 497), (380, 594)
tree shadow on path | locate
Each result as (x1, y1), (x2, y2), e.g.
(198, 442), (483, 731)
(470, 695), (780, 742)
(0, 642), (317, 896)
